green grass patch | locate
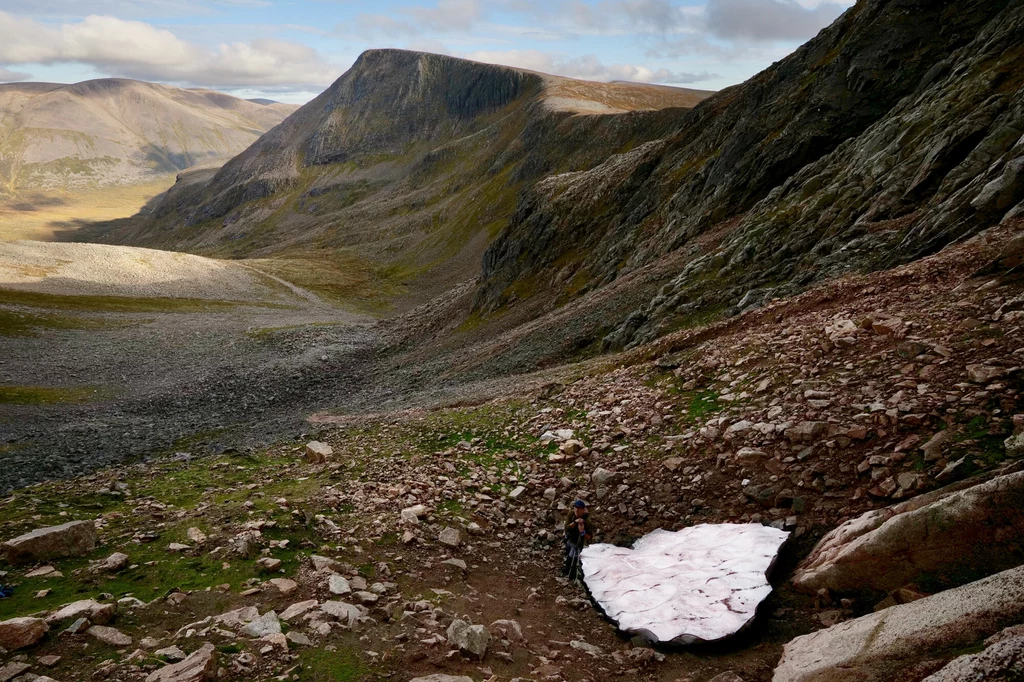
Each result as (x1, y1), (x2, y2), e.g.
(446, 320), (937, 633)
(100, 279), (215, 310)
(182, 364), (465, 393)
(0, 309), (133, 337)
(296, 647), (369, 681)
(0, 288), (260, 314)
(0, 385), (108, 405)
(683, 389), (722, 423)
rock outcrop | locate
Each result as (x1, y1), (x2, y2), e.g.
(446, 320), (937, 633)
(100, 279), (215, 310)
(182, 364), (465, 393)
(792, 467), (1024, 594)
(581, 524), (788, 643)
(772, 565), (1024, 682)
(3, 520), (97, 564)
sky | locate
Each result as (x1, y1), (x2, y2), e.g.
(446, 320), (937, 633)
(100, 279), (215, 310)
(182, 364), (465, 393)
(0, 0), (856, 104)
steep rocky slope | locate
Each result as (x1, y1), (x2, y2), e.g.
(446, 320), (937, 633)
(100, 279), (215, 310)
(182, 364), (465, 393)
(474, 0), (1024, 350)
(0, 79), (297, 196)
(86, 50), (711, 306)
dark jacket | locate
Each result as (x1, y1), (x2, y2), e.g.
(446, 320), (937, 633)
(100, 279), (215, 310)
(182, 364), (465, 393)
(564, 511), (596, 544)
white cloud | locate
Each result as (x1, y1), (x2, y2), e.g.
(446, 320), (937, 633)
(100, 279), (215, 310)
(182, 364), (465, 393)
(0, 11), (340, 88)
(463, 49), (716, 84)
(705, 0), (848, 42)
(0, 66), (30, 82)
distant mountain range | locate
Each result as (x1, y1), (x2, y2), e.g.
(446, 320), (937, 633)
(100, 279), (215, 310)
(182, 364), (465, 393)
(0, 79), (298, 197)
(79, 51), (713, 305)
(73, 0), (1024, 373)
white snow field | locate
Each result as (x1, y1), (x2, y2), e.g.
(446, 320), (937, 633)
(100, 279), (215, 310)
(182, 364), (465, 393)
(581, 523), (789, 644)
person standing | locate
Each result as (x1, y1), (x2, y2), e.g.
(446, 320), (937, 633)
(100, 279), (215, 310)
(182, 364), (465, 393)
(563, 499), (595, 580)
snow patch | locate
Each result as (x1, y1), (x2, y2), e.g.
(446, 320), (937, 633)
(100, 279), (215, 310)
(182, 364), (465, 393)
(581, 523), (788, 643)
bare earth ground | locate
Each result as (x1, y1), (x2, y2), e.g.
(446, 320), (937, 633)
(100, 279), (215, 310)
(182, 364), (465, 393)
(0, 223), (1020, 681)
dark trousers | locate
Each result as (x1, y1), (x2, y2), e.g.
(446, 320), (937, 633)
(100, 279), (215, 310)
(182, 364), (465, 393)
(563, 536), (583, 579)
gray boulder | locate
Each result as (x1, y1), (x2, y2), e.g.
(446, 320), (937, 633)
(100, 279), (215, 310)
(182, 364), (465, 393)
(446, 618), (489, 659)
(3, 520), (96, 564)
(792, 468), (1024, 594)
(772, 565), (1024, 682)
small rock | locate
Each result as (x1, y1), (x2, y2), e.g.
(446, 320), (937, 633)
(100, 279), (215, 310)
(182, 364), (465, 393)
(592, 468), (621, 486)
(320, 601), (362, 627)
(46, 599), (116, 626)
(446, 618), (489, 659)
(280, 600), (318, 621)
(87, 625), (132, 646)
(144, 642), (217, 682)
(353, 591), (378, 605)
(0, 662), (31, 681)
(256, 557), (282, 571)
(438, 527), (462, 547)
(63, 617), (89, 635)
(305, 441), (333, 463)
(328, 574), (351, 595)
(662, 457), (684, 471)
(186, 528), (207, 544)
(97, 552), (130, 573)
(286, 631), (311, 646)
(155, 645), (187, 662)
(490, 619), (524, 643)
(268, 578), (298, 595)
(570, 639), (603, 656)
(240, 611), (281, 638)
(921, 431), (950, 462)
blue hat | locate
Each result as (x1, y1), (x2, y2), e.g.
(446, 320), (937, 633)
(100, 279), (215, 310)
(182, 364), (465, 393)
(573, 500), (587, 508)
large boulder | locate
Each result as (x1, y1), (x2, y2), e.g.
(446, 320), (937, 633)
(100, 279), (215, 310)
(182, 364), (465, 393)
(3, 520), (97, 564)
(792, 468), (1024, 594)
(581, 523), (788, 644)
(0, 617), (48, 650)
(145, 642), (217, 682)
(772, 565), (1024, 682)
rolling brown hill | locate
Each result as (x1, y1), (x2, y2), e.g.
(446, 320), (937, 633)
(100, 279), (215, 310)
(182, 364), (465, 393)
(0, 79), (298, 197)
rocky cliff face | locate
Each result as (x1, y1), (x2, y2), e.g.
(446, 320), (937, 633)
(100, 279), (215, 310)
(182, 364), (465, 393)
(474, 0), (1024, 349)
